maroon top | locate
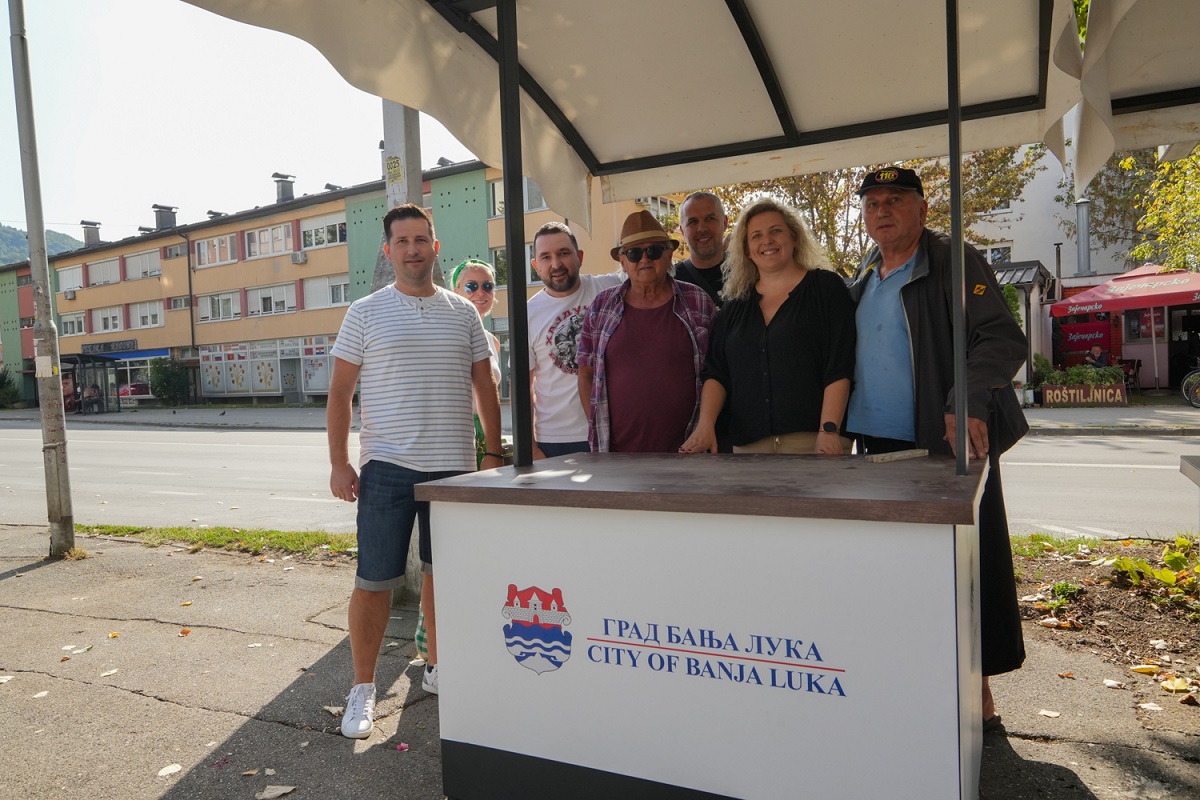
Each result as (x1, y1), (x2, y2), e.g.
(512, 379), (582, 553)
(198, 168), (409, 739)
(605, 302), (695, 452)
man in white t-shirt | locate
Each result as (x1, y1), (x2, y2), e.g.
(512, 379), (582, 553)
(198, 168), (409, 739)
(327, 203), (502, 738)
(527, 221), (623, 458)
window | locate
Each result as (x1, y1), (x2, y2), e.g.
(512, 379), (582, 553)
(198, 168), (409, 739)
(301, 213), (347, 250)
(170, 296), (192, 310)
(164, 243), (187, 259)
(198, 291), (241, 322)
(487, 177), (548, 217)
(639, 196), (677, 221)
(129, 300), (163, 329)
(981, 243), (1013, 264)
(19, 316), (34, 329)
(16, 274), (32, 286)
(303, 274), (350, 309)
(58, 265), (83, 291)
(88, 258), (119, 286)
(60, 312), (85, 336)
(490, 244), (535, 284)
(246, 223), (292, 258)
(92, 306), (122, 332)
(985, 199), (1012, 214)
(246, 283), (296, 316)
(196, 234), (236, 267)
(126, 250), (162, 279)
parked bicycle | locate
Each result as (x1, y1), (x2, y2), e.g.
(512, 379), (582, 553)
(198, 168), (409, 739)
(1183, 357), (1200, 408)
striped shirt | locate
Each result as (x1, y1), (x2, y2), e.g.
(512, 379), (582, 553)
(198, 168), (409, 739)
(331, 285), (489, 472)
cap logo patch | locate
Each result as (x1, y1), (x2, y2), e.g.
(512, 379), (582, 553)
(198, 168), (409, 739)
(973, 284), (986, 295)
(876, 169), (899, 182)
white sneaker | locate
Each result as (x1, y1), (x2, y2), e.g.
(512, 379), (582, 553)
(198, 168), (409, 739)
(422, 664), (439, 695)
(341, 682), (376, 738)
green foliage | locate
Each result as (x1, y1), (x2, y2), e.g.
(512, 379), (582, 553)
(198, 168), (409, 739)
(702, 146), (1045, 277)
(0, 223), (83, 264)
(0, 368), (20, 408)
(1003, 284), (1023, 327)
(1031, 353), (1054, 388)
(77, 523), (358, 556)
(148, 358), (190, 407)
(1056, 149), (1158, 268)
(1046, 365), (1124, 386)
(1073, 0), (1089, 45)
(1130, 149), (1200, 271)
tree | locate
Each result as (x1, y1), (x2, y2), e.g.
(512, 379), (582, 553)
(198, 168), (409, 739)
(1003, 284), (1024, 328)
(1054, 149), (1158, 268)
(1130, 148), (1200, 271)
(693, 146), (1044, 276)
(149, 358), (191, 407)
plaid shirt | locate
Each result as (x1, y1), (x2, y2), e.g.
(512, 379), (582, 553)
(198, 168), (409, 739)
(576, 277), (717, 452)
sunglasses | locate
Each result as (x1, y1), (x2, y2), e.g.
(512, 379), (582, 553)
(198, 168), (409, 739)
(621, 244), (669, 262)
(463, 280), (495, 293)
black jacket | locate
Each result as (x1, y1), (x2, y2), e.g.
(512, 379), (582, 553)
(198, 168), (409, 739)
(846, 228), (1029, 455)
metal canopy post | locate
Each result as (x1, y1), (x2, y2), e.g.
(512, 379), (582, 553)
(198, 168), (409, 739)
(496, 0), (533, 467)
(946, 0), (968, 476)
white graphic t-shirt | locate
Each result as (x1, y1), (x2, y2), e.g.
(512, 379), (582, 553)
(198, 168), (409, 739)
(527, 272), (624, 442)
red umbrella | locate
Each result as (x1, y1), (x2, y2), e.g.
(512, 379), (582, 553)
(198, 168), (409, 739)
(1051, 264), (1200, 317)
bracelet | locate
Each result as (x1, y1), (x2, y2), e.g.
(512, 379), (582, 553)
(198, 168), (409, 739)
(484, 452), (505, 458)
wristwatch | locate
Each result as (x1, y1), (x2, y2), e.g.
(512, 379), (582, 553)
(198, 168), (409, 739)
(821, 421), (839, 435)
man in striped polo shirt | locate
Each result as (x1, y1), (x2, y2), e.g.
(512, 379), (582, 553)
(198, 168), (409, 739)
(327, 203), (503, 738)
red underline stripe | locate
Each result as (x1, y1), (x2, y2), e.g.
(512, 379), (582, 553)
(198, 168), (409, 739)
(585, 637), (847, 673)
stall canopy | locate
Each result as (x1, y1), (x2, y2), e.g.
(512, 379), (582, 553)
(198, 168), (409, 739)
(186, 0), (1083, 229)
(1072, 0), (1200, 196)
(1050, 263), (1200, 317)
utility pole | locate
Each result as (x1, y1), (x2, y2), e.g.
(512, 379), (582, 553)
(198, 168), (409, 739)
(9, 0), (74, 556)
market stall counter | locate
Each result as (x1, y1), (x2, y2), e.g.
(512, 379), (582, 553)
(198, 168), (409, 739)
(417, 452), (988, 800)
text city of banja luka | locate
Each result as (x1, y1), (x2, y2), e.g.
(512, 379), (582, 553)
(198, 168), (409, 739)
(587, 619), (847, 697)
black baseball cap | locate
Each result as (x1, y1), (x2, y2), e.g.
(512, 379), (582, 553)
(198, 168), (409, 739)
(857, 167), (924, 197)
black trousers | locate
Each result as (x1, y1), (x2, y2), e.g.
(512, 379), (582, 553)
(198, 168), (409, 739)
(852, 432), (1026, 676)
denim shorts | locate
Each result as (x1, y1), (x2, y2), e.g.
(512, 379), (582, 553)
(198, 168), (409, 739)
(354, 460), (461, 591)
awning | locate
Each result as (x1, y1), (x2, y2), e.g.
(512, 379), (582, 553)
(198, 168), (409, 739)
(185, 0), (1083, 229)
(1072, 0), (1200, 195)
(1050, 263), (1200, 316)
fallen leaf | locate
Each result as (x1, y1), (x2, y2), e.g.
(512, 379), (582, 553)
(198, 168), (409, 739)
(265, 769), (276, 776)
(61, 645), (75, 651)
(242, 769), (259, 776)
(299, 742), (308, 748)
(1139, 703), (1164, 711)
(1162, 677), (1191, 693)
(255, 787), (296, 800)
(1131, 664), (1160, 674)
(248, 643), (262, 648)
(158, 764), (182, 777)
(386, 641), (401, 648)
(1057, 672), (1074, 679)
(33, 690), (49, 698)
(108, 632), (119, 639)
(1038, 618), (1061, 628)
(100, 669), (118, 678)
(179, 629), (192, 637)
(283, 567), (294, 571)
(323, 705), (344, 717)
(1150, 639), (1169, 650)
(192, 576), (202, 582)
(72, 645), (92, 655)
(181, 601), (192, 607)
(1180, 694), (1199, 706)
(1104, 679), (1125, 689)
(1038, 709), (1060, 718)
(0, 675), (13, 683)
(60, 657), (70, 663)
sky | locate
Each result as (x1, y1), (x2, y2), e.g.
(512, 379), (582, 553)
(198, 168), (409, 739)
(0, 0), (476, 243)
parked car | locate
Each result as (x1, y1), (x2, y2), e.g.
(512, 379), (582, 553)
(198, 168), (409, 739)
(119, 382), (151, 397)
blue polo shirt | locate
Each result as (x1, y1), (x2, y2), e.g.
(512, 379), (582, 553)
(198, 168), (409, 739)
(846, 253), (917, 442)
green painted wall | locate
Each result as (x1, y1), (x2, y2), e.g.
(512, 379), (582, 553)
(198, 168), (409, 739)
(0, 271), (20, 388)
(346, 192), (387, 302)
(429, 168), (489, 286)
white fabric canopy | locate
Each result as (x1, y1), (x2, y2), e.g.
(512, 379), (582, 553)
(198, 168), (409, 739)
(1073, 0), (1200, 195)
(185, 0), (1082, 232)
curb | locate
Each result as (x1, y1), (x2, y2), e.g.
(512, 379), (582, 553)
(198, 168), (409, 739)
(1027, 426), (1200, 436)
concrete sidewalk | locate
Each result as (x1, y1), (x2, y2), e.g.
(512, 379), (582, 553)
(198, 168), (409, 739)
(0, 400), (1195, 435)
(2, 523), (1197, 800)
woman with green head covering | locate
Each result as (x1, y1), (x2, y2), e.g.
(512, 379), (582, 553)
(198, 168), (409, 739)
(453, 259), (503, 466)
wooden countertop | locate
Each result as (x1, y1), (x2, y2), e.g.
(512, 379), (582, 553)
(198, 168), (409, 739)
(416, 452), (987, 525)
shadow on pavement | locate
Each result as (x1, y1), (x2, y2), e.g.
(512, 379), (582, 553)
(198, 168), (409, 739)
(980, 732), (1099, 799)
(0, 557), (57, 583)
(156, 628), (446, 800)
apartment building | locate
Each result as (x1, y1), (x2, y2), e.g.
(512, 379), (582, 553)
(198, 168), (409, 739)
(3, 162), (658, 407)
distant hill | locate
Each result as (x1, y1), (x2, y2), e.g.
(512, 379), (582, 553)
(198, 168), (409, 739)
(0, 224), (84, 265)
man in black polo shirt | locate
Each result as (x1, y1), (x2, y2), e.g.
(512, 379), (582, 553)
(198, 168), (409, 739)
(674, 191), (729, 308)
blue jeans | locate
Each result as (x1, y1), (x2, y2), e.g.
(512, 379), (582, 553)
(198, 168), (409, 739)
(354, 460), (460, 591)
(536, 440), (590, 457)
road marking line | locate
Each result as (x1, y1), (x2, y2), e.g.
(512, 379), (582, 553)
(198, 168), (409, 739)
(149, 490), (204, 496)
(122, 471), (183, 476)
(1005, 462), (1176, 470)
(1037, 524), (1081, 535)
(1080, 526), (1126, 537)
(268, 496), (341, 504)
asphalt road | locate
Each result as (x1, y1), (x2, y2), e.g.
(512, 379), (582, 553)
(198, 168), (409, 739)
(1, 422), (1196, 539)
